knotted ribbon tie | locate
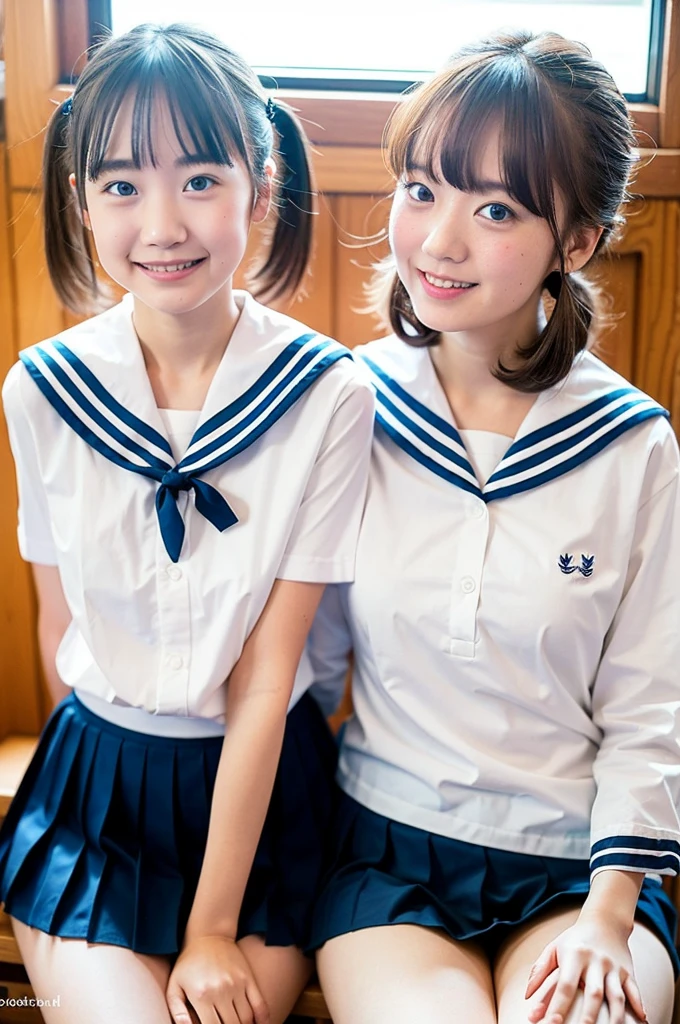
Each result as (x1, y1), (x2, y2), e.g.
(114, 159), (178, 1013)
(155, 469), (238, 563)
(21, 332), (351, 561)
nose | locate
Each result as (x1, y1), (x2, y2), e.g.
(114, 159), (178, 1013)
(422, 209), (469, 264)
(138, 191), (188, 248)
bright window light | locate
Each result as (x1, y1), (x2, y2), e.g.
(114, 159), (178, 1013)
(109, 0), (659, 99)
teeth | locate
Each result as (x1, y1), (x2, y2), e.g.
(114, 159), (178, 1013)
(424, 273), (474, 289)
(140, 261), (199, 272)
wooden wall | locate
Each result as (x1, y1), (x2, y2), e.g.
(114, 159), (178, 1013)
(1, 0), (680, 737)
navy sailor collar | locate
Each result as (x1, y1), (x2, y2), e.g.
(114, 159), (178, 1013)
(20, 293), (352, 560)
(359, 340), (669, 502)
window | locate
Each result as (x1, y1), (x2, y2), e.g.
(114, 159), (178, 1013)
(106, 0), (665, 101)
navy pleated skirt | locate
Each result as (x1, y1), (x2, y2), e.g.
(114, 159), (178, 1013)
(309, 793), (680, 975)
(0, 691), (337, 956)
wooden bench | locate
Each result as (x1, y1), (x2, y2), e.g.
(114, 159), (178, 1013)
(0, 738), (36, 824)
(0, 734), (331, 1022)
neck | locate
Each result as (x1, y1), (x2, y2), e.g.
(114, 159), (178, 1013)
(131, 286), (242, 410)
(430, 305), (546, 434)
(132, 286), (241, 377)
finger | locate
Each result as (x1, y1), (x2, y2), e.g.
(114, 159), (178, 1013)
(245, 979), (270, 1024)
(579, 962), (605, 1024)
(526, 971), (559, 1023)
(167, 984), (195, 1024)
(183, 997), (226, 1024)
(541, 955), (587, 1024)
(232, 992), (254, 1024)
(621, 972), (647, 1022)
(604, 971), (628, 1024)
(526, 942), (560, 998)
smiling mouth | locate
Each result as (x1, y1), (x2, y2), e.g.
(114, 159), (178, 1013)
(423, 272), (476, 290)
(135, 259), (206, 273)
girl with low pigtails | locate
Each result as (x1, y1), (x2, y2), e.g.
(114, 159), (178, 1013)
(306, 30), (680, 1024)
(0, 22), (373, 1024)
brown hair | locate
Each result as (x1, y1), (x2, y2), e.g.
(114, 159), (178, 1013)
(377, 30), (636, 392)
(43, 23), (315, 313)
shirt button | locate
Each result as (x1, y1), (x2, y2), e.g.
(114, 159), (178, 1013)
(167, 566), (182, 581)
(470, 503), (485, 519)
(168, 654), (184, 670)
(460, 576), (476, 594)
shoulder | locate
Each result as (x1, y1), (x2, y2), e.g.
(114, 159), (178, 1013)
(354, 333), (414, 369)
(3, 298), (131, 419)
(243, 293), (375, 404)
(571, 352), (678, 494)
(22, 297), (130, 364)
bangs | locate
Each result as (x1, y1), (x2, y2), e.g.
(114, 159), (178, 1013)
(388, 52), (572, 228)
(79, 39), (250, 180)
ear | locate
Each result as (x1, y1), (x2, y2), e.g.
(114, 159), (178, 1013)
(563, 224), (603, 273)
(252, 158), (275, 224)
(68, 172), (91, 230)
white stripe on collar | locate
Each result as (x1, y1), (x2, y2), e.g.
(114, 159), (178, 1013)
(21, 332), (351, 560)
(361, 355), (669, 502)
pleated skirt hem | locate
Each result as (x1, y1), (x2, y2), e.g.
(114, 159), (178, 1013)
(0, 691), (338, 956)
(308, 794), (680, 976)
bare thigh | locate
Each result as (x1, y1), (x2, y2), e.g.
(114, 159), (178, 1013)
(12, 918), (172, 1024)
(316, 924), (496, 1024)
(493, 906), (675, 1024)
(238, 936), (312, 1024)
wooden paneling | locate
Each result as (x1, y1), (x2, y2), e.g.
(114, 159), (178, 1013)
(2, 0), (680, 739)
(330, 194), (390, 346)
(0, 146), (43, 739)
(661, 0), (680, 148)
(4, 0), (62, 191)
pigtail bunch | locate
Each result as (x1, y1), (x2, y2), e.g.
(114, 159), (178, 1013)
(255, 99), (315, 302)
(43, 97), (103, 313)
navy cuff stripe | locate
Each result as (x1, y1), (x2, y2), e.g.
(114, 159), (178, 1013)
(590, 852), (679, 874)
(591, 835), (680, 856)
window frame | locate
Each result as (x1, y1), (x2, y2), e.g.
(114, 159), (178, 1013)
(5, 0), (680, 193)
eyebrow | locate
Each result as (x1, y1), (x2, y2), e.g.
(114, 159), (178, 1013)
(404, 163), (512, 198)
(470, 179), (512, 196)
(404, 162), (441, 183)
(97, 153), (226, 174)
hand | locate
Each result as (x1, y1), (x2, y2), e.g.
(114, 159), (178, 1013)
(166, 934), (270, 1024)
(524, 914), (647, 1024)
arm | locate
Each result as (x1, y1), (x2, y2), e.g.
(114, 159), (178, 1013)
(3, 365), (67, 705)
(167, 374), (374, 1024)
(189, 578), (325, 940)
(166, 580), (324, 1024)
(527, 428), (680, 1024)
(306, 583), (354, 717)
(31, 564), (72, 706)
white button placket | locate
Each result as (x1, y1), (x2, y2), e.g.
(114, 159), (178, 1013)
(155, 497), (192, 713)
(447, 496), (489, 657)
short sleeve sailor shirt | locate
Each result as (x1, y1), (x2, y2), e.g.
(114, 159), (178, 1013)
(3, 292), (375, 720)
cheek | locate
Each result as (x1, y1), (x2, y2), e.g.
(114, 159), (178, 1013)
(485, 240), (552, 293)
(388, 205), (417, 266)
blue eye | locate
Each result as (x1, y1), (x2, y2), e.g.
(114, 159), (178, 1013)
(185, 176), (215, 192)
(404, 182), (434, 203)
(104, 181), (136, 197)
(479, 202), (513, 222)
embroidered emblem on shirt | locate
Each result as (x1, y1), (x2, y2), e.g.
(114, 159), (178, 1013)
(559, 553), (595, 577)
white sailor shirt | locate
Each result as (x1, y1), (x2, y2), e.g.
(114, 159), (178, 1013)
(3, 292), (374, 720)
(308, 335), (680, 878)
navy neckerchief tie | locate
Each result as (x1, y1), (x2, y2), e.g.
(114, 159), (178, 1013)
(21, 333), (352, 561)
